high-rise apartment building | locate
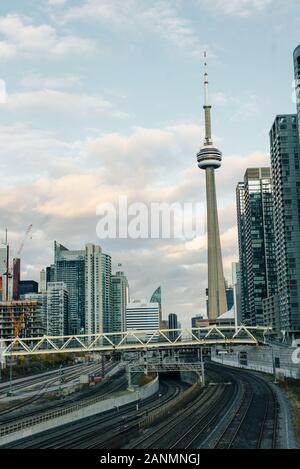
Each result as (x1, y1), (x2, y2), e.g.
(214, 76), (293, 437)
(270, 114), (300, 339)
(54, 242), (85, 334)
(294, 45), (300, 140)
(85, 244), (103, 335)
(111, 271), (129, 336)
(236, 168), (277, 326)
(236, 182), (250, 322)
(102, 253), (112, 334)
(47, 282), (68, 336)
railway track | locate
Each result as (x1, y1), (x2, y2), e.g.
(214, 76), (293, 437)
(0, 362), (120, 424)
(127, 364), (279, 450)
(208, 364), (279, 449)
(0, 371), (126, 428)
(4, 379), (186, 449)
(129, 369), (237, 449)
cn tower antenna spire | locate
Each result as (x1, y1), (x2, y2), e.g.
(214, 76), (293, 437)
(203, 51), (213, 146)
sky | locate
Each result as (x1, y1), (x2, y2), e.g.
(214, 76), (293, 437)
(0, 0), (299, 328)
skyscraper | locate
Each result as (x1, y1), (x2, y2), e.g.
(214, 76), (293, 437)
(111, 271), (129, 335)
(102, 252), (112, 334)
(12, 258), (20, 300)
(150, 286), (162, 326)
(19, 280), (39, 298)
(270, 114), (300, 339)
(168, 313), (178, 341)
(85, 243), (103, 336)
(0, 241), (9, 301)
(54, 241), (85, 334)
(231, 262), (242, 326)
(294, 45), (300, 140)
(196, 58), (227, 319)
(236, 182), (250, 322)
(39, 268), (47, 293)
(47, 282), (68, 336)
(237, 168), (277, 326)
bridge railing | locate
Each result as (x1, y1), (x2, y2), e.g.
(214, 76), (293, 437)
(0, 325), (272, 357)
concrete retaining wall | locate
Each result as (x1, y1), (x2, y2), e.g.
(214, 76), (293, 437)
(0, 375), (159, 446)
(211, 345), (300, 379)
(180, 370), (199, 385)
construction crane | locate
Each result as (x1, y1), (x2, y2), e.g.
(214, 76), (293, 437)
(9, 310), (24, 338)
(6, 224), (33, 278)
(15, 224), (33, 259)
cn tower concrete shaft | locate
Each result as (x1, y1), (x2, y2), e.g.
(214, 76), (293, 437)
(196, 57), (228, 319)
(205, 168), (227, 318)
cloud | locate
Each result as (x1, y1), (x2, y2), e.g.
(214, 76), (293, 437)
(0, 14), (95, 59)
(5, 89), (127, 118)
(0, 121), (270, 326)
(20, 73), (82, 90)
(62, 0), (206, 58)
(197, 0), (274, 17)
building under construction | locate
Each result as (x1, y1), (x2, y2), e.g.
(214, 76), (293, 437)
(0, 300), (46, 339)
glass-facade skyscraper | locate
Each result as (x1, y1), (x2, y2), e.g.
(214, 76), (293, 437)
(270, 114), (300, 339)
(236, 168), (277, 326)
(294, 45), (300, 141)
(54, 242), (85, 334)
(236, 182), (250, 322)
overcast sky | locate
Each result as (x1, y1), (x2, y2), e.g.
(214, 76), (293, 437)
(0, 0), (299, 328)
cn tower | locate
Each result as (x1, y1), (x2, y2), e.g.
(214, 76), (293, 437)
(197, 55), (228, 319)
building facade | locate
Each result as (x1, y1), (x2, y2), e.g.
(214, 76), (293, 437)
(232, 262), (242, 326)
(294, 45), (300, 141)
(0, 243), (9, 301)
(168, 313), (178, 341)
(18, 280), (39, 298)
(46, 282), (68, 336)
(150, 286), (162, 326)
(111, 271), (129, 336)
(85, 244), (103, 335)
(270, 114), (300, 339)
(102, 253), (112, 334)
(54, 241), (85, 334)
(126, 300), (160, 341)
(236, 182), (250, 322)
(0, 300), (45, 339)
(237, 168), (277, 326)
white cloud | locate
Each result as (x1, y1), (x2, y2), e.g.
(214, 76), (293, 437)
(5, 89), (127, 117)
(0, 121), (270, 324)
(197, 0), (274, 17)
(48, 0), (69, 5)
(20, 73), (82, 90)
(63, 0), (206, 58)
(0, 14), (95, 59)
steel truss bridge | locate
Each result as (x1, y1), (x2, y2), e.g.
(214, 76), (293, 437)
(0, 325), (271, 357)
